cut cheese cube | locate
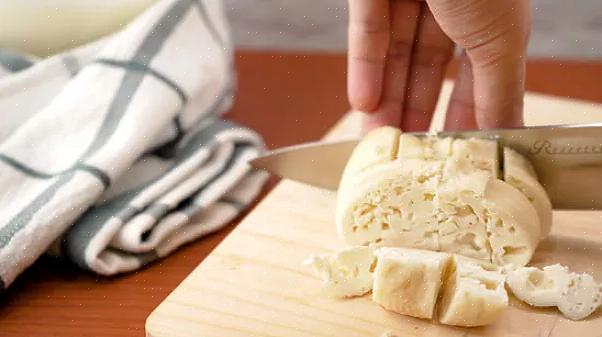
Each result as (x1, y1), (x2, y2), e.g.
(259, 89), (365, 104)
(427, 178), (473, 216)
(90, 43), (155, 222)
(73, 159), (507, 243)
(304, 246), (376, 298)
(446, 138), (500, 178)
(437, 256), (508, 327)
(398, 134), (452, 161)
(372, 247), (451, 319)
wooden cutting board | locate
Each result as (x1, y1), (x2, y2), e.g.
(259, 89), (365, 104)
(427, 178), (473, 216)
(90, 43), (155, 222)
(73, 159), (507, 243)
(146, 82), (602, 337)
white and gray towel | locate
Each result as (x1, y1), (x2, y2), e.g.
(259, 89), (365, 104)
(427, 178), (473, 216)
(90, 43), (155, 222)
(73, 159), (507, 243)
(0, 0), (268, 290)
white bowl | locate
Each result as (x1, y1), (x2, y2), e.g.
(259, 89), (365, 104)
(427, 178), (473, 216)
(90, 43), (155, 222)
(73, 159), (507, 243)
(0, 0), (158, 56)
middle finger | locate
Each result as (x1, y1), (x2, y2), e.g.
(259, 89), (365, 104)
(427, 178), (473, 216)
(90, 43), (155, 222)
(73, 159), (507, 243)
(363, 0), (421, 132)
(401, 3), (454, 131)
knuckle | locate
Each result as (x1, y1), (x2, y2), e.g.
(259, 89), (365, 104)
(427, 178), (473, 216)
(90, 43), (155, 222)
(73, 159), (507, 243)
(469, 44), (523, 69)
(413, 44), (453, 66)
(349, 19), (389, 37)
(387, 39), (413, 59)
(349, 53), (386, 65)
(451, 96), (475, 110)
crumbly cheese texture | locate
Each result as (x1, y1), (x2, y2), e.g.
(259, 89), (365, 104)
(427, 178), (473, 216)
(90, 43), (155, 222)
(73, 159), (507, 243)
(307, 246), (511, 326)
(372, 247), (451, 319)
(507, 264), (602, 320)
(336, 127), (550, 267)
(305, 246), (376, 298)
(437, 256), (508, 327)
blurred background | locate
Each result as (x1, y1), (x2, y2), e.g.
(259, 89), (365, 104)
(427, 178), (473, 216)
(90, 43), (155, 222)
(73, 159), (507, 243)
(1, 2), (601, 336)
(225, 0), (601, 59)
(0, 0), (600, 59)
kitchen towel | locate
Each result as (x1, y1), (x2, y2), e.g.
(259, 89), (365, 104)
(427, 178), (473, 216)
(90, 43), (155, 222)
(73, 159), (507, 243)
(0, 0), (267, 290)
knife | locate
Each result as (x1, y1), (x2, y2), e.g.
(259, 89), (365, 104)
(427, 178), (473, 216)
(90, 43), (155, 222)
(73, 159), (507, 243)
(250, 124), (602, 210)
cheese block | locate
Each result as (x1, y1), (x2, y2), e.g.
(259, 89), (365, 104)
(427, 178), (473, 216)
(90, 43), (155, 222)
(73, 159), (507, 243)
(481, 179), (541, 266)
(437, 255), (508, 327)
(304, 246), (376, 298)
(336, 128), (547, 267)
(372, 247), (451, 319)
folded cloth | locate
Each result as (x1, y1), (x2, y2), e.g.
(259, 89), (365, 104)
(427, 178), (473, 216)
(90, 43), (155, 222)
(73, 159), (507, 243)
(0, 49), (37, 77)
(0, 0), (267, 290)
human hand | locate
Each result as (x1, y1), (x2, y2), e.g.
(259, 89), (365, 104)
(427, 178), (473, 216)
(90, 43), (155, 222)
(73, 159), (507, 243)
(347, 0), (530, 132)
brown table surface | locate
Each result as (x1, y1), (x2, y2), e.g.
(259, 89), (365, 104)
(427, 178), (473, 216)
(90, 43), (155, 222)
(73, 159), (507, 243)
(1, 51), (602, 337)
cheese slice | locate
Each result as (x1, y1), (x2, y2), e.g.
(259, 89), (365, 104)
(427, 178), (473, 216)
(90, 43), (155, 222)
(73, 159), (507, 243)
(506, 264), (571, 307)
(372, 247), (451, 319)
(437, 255), (508, 327)
(503, 148), (553, 237)
(339, 126), (401, 187)
(506, 264), (602, 320)
(558, 272), (602, 320)
(304, 246), (376, 298)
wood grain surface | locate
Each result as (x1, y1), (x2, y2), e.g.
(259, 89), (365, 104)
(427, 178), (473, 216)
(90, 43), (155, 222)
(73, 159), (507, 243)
(1, 51), (602, 337)
(146, 86), (602, 336)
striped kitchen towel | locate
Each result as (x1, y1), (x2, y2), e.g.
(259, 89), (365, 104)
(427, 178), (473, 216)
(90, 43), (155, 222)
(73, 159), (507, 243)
(0, 0), (268, 290)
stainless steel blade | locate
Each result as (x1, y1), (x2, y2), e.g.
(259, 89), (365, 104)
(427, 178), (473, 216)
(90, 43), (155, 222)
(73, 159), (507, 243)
(251, 138), (359, 190)
(250, 123), (602, 209)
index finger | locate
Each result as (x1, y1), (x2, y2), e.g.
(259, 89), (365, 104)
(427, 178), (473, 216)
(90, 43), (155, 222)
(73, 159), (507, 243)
(347, 0), (390, 112)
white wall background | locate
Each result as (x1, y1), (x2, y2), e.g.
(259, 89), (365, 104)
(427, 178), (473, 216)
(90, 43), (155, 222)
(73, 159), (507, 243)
(224, 0), (602, 59)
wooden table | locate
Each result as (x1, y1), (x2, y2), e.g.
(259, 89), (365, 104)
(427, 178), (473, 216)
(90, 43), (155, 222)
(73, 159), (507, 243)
(1, 51), (602, 337)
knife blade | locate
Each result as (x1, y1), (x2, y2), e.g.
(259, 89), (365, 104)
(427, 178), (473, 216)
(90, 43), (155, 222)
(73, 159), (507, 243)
(250, 123), (602, 209)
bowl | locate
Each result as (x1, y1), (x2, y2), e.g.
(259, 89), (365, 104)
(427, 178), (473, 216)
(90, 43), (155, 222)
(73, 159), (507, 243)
(0, 0), (158, 56)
